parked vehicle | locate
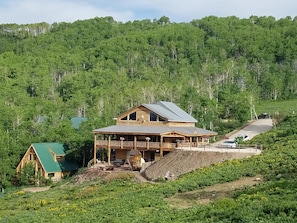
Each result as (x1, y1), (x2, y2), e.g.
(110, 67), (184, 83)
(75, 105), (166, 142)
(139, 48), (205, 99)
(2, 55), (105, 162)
(222, 140), (237, 148)
(258, 113), (270, 119)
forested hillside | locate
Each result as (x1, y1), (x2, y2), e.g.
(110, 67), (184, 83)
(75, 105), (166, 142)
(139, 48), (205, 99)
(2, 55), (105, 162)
(1, 16), (297, 187)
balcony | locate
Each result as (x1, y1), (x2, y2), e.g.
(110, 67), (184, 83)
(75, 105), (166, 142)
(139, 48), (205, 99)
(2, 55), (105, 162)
(96, 140), (176, 150)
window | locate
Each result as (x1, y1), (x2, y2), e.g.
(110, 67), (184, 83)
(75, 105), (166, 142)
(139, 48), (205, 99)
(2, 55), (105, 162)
(129, 112), (136, 120)
(121, 112), (136, 121)
(121, 116), (128, 120)
(56, 156), (64, 162)
(159, 116), (166, 121)
(48, 173), (55, 178)
(150, 112), (157, 121)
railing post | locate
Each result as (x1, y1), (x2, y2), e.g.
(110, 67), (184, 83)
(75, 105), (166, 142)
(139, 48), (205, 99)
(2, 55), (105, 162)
(120, 137), (125, 149)
(145, 137), (151, 150)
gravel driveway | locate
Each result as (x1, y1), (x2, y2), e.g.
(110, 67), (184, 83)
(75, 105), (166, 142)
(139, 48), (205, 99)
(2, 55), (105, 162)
(187, 118), (273, 154)
(223, 118), (273, 141)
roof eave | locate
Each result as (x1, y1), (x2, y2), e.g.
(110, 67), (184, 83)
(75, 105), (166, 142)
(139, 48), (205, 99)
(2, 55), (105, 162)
(167, 119), (197, 123)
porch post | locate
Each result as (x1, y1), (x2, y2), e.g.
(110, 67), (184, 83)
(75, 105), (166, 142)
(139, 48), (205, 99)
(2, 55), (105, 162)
(160, 136), (163, 157)
(93, 134), (97, 165)
(145, 137), (151, 150)
(108, 135), (111, 164)
(190, 137), (192, 149)
(134, 136), (137, 149)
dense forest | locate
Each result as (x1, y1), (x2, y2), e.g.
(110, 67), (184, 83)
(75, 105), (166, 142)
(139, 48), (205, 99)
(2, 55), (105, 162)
(1, 15), (297, 187)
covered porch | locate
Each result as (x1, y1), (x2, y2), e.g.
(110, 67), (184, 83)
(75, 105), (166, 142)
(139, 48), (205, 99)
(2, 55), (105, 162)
(93, 130), (213, 165)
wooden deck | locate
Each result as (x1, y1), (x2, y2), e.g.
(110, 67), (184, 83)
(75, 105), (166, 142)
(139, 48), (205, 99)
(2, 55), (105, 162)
(95, 140), (211, 150)
(96, 140), (176, 150)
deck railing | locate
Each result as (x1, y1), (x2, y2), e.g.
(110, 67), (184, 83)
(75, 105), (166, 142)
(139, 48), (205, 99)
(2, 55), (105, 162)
(96, 140), (177, 150)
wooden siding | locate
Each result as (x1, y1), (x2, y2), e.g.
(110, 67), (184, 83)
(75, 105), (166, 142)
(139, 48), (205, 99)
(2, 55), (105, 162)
(167, 122), (195, 127)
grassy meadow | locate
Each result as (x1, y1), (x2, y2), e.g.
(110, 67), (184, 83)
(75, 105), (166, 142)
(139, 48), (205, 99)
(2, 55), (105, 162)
(256, 99), (297, 117)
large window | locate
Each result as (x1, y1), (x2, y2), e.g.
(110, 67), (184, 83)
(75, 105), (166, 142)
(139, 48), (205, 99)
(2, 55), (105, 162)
(121, 112), (136, 121)
(129, 112), (136, 120)
(150, 112), (165, 122)
(150, 112), (157, 121)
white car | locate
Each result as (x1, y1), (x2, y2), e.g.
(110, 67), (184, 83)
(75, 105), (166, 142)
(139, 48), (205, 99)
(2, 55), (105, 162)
(222, 140), (237, 148)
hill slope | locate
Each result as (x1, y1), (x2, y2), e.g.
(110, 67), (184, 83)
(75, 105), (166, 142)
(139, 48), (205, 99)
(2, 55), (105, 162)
(142, 149), (256, 181)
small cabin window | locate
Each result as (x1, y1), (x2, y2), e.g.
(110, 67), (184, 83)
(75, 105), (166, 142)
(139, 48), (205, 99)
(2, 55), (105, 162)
(56, 156), (64, 162)
(48, 173), (55, 178)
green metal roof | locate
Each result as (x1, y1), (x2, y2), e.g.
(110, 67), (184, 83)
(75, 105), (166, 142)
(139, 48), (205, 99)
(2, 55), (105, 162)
(71, 117), (87, 129)
(32, 143), (78, 173)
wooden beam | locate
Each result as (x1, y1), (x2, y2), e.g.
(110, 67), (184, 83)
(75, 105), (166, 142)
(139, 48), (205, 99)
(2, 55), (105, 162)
(134, 136), (137, 149)
(93, 134), (97, 165)
(108, 135), (111, 164)
(160, 136), (163, 157)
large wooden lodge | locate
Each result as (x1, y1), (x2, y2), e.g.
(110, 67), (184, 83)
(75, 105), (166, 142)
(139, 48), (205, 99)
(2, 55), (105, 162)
(93, 101), (217, 164)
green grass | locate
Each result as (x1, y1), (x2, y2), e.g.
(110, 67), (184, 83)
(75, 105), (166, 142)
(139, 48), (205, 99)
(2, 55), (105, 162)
(256, 99), (297, 116)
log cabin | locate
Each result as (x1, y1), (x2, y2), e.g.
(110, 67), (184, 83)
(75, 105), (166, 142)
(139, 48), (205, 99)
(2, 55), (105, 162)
(16, 143), (78, 182)
(93, 101), (217, 165)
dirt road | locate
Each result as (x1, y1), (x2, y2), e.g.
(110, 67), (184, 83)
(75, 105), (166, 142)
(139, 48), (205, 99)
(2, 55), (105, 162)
(215, 118), (273, 144)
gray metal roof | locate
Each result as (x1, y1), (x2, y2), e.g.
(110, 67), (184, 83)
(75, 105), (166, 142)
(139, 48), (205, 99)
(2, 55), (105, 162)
(157, 101), (197, 122)
(93, 125), (217, 136)
(172, 126), (217, 135)
(142, 101), (197, 123)
(93, 125), (170, 135)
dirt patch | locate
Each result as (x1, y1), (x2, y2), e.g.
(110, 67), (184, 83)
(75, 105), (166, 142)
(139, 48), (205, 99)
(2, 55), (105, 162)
(165, 175), (263, 209)
(74, 168), (112, 184)
(73, 165), (147, 185)
(23, 186), (50, 193)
